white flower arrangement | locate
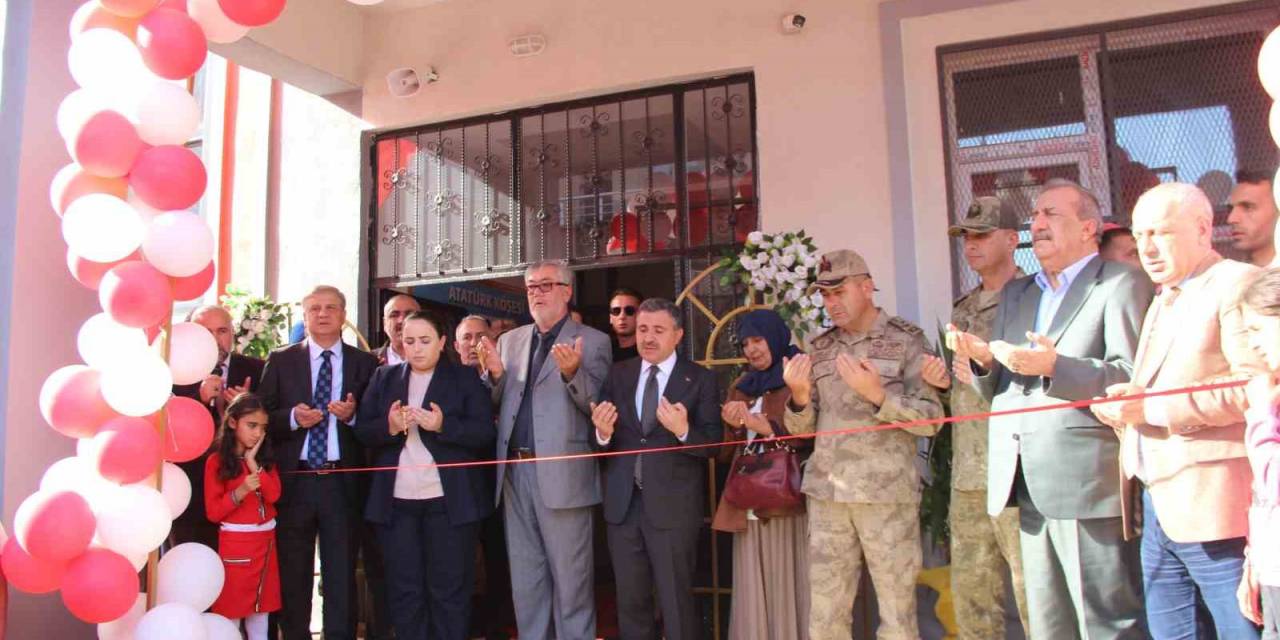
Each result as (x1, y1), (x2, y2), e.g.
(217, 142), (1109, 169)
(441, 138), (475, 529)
(719, 229), (832, 339)
(221, 286), (292, 360)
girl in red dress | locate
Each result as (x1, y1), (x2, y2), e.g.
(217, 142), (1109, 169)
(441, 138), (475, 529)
(205, 393), (281, 640)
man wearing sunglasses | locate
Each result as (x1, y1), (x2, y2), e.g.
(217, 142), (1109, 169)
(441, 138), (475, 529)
(609, 287), (642, 363)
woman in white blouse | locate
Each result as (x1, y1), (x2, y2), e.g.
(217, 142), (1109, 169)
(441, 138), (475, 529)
(356, 310), (496, 640)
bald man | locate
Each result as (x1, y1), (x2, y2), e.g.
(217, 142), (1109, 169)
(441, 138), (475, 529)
(374, 294), (422, 366)
(170, 304), (265, 549)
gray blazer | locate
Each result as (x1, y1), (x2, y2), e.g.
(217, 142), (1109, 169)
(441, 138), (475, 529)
(490, 318), (612, 509)
(977, 256), (1154, 519)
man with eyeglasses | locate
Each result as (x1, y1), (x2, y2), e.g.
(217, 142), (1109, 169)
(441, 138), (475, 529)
(475, 260), (613, 640)
(609, 287), (642, 362)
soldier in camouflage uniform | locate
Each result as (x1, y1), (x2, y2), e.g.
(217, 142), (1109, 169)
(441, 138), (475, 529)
(922, 196), (1030, 639)
(782, 249), (943, 640)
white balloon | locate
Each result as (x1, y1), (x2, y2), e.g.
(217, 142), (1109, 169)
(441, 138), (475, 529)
(142, 212), (215, 278)
(135, 603), (207, 640)
(62, 194), (146, 263)
(127, 189), (164, 221)
(166, 322), (220, 385)
(201, 613), (241, 640)
(78, 313), (150, 370)
(94, 483), (171, 560)
(68, 28), (156, 94)
(153, 461), (192, 520)
(101, 352), (173, 417)
(157, 543), (225, 611)
(1270, 101), (1280, 150)
(188, 0), (250, 44)
(97, 593), (146, 640)
(40, 455), (117, 506)
(56, 89), (134, 146)
(1262, 27), (1280, 102)
(134, 82), (201, 146)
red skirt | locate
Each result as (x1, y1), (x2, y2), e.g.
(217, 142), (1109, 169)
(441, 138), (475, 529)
(211, 528), (281, 618)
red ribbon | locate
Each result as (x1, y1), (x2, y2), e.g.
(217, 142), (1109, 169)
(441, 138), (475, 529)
(289, 379), (1248, 474)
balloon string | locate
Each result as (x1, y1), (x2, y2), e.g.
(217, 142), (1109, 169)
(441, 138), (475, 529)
(285, 379), (1248, 474)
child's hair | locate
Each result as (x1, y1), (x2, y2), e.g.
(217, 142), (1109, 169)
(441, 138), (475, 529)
(1240, 267), (1280, 317)
(216, 392), (275, 482)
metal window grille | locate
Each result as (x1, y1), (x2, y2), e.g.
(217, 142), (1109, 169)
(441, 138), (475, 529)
(940, 2), (1280, 295)
(368, 75), (760, 288)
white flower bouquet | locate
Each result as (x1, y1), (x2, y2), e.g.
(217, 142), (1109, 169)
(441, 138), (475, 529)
(718, 229), (831, 339)
(220, 286), (292, 360)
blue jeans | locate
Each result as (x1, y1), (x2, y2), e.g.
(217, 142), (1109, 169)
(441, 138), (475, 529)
(1141, 491), (1259, 639)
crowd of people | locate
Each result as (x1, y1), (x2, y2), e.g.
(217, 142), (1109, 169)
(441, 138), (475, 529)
(168, 169), (1280, 640)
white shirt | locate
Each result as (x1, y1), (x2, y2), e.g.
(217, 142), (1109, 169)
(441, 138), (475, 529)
(1033, 252), (1097, 334)
(291, 340), (349, 462)
(394, 370), (444, 500)
(597, 351), (686, 445)
(386, 346), (405, 366)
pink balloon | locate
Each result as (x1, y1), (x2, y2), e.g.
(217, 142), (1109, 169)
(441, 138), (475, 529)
(163, 396), (215, 463)
(14, 491), (96, 563)
(67, 249), (140, 290)
(91, 417), (163, 484)
(128, 145), (206, 211)
(100, 0), (159, 17)
(217, 0), (285, 27)
(159, 0), (189, 10)
(50, 163), (128, 217)
(171, 261), (214, 301)
(73, 111), (147, 179)
(61, 548), (140, 623)
(99, 261), (174, 328)
(70, 1), (141, 41)
(136, 8), (207, 80)
(1, 538), (67, 594)
(39, 365), (118, 439)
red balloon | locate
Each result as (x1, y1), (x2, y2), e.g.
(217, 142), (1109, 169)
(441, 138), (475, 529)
(14, 491), (96, 563)
(91, 417), (163, 484)
(67, 249), (140, 290)
(50, 163), (128, 217)
(39, 365), (118, 439)
(136, 8), (207, 80)
(128, 145), (206, 211)
(171, 261), (214, 301)
(164, 395), (215, 462)
(1, 538), (67, 594)
(99, 0), (159, 17)
(144, 322), (163, 343)
(73, 111), (147, 179)
(60, 548), (140, 623)
(218, 0), (285, 27)
(158, 0), (188, 10)
(99, 261), (174, 328)
(70, 1), (141, 40)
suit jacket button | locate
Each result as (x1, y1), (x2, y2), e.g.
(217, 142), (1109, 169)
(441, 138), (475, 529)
(569, 384), (577, 393)
(1022, 387), (1033, 396)
(640, 438), (647, 444)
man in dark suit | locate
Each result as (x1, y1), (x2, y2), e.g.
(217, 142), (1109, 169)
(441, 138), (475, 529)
(950, 179), (1153, 639)
(590, 297), (721, 640)
(260, 285), (378, 640)
(372, 293), (421, 366)
(170, 304), (264, 550)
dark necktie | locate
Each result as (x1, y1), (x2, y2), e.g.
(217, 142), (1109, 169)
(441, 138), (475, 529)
(308, 350), (333, 467)
(528, 331), (554, 382)
(636, 364), (660, 487)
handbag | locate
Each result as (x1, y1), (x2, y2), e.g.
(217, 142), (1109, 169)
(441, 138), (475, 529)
(722, 440), (804, 515)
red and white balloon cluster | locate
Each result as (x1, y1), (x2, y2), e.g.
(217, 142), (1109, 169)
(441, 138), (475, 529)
(1, 0), (285, 637)
(1264, 27), (1280, 200)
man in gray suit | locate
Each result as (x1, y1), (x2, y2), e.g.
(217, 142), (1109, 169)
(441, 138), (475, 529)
(476, 259), (612, 640)
(949, 179), (1153, 639)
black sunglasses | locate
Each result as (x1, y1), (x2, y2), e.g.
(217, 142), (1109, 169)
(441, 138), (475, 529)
(610, 305), (637, 317)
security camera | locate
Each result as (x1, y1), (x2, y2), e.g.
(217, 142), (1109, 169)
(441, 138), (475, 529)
(782, 13), (805, 34)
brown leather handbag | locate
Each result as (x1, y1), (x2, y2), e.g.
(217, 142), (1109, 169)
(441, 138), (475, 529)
(722, 441), (804, 515)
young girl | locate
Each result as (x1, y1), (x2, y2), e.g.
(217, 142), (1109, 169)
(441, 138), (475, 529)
(1238, 268), (1280, 640)
(205, 393), (282, 640)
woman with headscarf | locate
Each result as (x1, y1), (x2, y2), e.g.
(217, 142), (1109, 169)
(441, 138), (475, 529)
(712, 309), (810, 640)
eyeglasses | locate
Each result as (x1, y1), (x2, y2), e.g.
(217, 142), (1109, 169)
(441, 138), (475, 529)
(610, 305), (637, 317)
(525, 281), (568, 295)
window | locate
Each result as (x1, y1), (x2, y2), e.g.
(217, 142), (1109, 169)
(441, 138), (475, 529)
(939, 5), (1280, 292)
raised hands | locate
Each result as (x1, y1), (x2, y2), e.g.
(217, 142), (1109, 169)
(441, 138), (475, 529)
(782, 354), (813, 406)
(946, 323), (994, 370)
(551, 337), (584, 380)
(222, 376), (253, 405)
(328, 393), (357, 423)
(477, 336), (504, 380)
(835, 353), (885, 405)
(591, 401), (618, 440)
(656, 398), (689, 438)
(922, 355), (951, 390)
(294, 403), (324, 428)
(990, 332), (1057, 377)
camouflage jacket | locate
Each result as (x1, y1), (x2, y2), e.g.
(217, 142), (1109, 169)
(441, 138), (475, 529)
(785, 310), (943, 504)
